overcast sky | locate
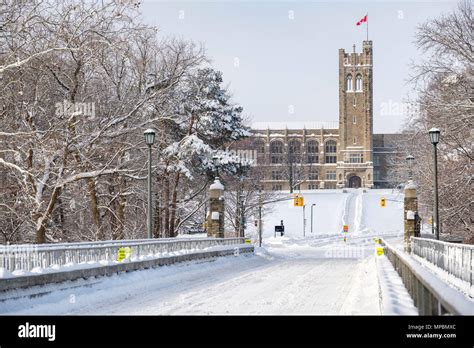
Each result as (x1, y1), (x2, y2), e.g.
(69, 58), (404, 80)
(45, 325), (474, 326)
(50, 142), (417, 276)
(141, 0), (457, 133)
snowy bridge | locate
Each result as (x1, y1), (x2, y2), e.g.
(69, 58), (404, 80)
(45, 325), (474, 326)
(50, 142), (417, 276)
(0, 189), (473, 315)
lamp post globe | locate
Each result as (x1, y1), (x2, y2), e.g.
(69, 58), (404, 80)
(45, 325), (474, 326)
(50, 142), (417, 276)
(406, 155), (415, 180)
(144, 128), (156, 145)
(428, 128), (440, 145)
(212, 155), (219, 178)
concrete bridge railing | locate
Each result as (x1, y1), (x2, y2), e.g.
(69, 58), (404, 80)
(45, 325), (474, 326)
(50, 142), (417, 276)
(0, 238), (247, 273)
(381, 238), (474, 315)
(412, 237), (474, 286)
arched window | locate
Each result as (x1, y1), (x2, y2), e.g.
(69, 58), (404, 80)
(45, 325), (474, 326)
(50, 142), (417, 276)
(355, 74), (362, 91)
(270, 141), (283, 154)
(306, 140), (318, 153)
(306, 140), (319, 163)
(288, 140), (301, 154)
(346, 75), (353, 91)
(288, 140), (301, 163)
(270, 140), (284, 164)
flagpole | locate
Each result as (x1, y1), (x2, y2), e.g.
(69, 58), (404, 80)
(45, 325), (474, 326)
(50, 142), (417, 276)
(366, 13), (369, 41)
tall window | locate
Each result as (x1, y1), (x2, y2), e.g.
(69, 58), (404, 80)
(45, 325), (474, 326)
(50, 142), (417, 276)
(353, 115), (356, 124)
(270, 141), (283, 164)
(325, 140), (337, 163)
(308, 168), (319, 180)
(373, 154), (380, 166)
(355, 74), (362, 91)
(254, 140), (265, 154)
(288, 140), (301, 154)
(325, 140), (337, 153)
(288, 140), (301, 163)
(346, 75), (353, 91)
(374, 169), (381, 181)
(306, 140), (319, 163)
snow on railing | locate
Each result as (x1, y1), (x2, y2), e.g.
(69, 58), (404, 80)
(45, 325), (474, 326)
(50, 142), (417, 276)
(412, 237), (474, 286)
(0, 238), (246, 272)
(381, 238), (474, 315)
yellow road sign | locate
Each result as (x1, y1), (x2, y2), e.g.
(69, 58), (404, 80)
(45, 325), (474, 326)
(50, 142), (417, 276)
(376, 246), (384, 256)
(294, 194), (304, 207)
(245, 239), (252, 244)
(117, 247), (132, 262)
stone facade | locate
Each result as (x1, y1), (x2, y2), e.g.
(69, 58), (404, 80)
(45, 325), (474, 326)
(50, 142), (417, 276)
(233, 41), (400, 191)
(207, 178), (225, 238)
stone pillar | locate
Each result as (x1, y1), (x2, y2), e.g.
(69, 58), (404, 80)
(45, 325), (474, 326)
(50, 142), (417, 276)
(404, 180), (418, 253)
(207, 177), (225, 238)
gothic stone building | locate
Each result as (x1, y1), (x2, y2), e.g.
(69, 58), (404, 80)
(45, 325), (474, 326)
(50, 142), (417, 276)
(234, 41), (400, 190)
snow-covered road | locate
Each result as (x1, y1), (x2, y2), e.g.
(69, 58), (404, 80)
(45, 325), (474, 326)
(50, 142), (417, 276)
(1, 189), (414, 315)
(1, 237), (383, 315)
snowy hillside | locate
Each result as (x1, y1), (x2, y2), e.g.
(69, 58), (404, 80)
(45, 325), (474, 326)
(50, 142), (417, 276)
(258, 189), (404, 239)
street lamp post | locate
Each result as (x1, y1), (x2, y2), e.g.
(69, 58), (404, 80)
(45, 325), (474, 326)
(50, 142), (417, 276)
(144, 129), (156, 239)
(429, 128), (441, 240)
(406, 155), (415, 181)
(303, 204), (306, 237)
(239, 193), (245, 238)
(212, 155), (219, 178)
(311, 203), (316, 233)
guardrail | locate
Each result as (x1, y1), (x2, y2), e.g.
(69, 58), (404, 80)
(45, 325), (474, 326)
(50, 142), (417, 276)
(380, 239), (474, 315)
(0, 238), (246, 273)
(412, 237), (474, 286)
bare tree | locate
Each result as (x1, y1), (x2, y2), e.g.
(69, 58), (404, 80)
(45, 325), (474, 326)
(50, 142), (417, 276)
(393, 0), (473, 242)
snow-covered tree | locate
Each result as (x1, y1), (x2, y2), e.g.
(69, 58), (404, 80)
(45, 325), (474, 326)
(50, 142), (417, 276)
(391, 0), (473, 242)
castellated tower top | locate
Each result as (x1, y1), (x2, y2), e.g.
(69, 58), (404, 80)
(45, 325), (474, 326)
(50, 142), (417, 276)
(339, 40), (373, 66)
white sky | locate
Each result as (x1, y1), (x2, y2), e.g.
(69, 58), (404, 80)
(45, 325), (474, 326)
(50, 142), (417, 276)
(141, 0), (457, 133)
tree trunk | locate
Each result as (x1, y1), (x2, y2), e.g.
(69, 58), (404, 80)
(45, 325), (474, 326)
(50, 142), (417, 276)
(87, 178), (103, 240)
(169, 172), (181, 237)
(35, 186), (61, 243)
(163, 175), (170, 237)
(117, 192), (126, 240)
(154, 193), (161, 238)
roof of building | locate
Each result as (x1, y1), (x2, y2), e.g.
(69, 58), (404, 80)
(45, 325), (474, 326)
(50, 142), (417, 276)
(251, 121), (339, 130)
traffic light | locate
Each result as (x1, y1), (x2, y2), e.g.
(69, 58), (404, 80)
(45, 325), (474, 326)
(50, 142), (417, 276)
(294, 194), (304, 206)
(380, 198), (386, 208)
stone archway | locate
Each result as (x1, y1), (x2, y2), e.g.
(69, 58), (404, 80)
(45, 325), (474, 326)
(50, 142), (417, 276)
(348, 175), (361, 188)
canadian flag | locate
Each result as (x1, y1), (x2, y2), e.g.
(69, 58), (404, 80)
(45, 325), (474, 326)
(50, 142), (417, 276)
(356, 15), (367, 26)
